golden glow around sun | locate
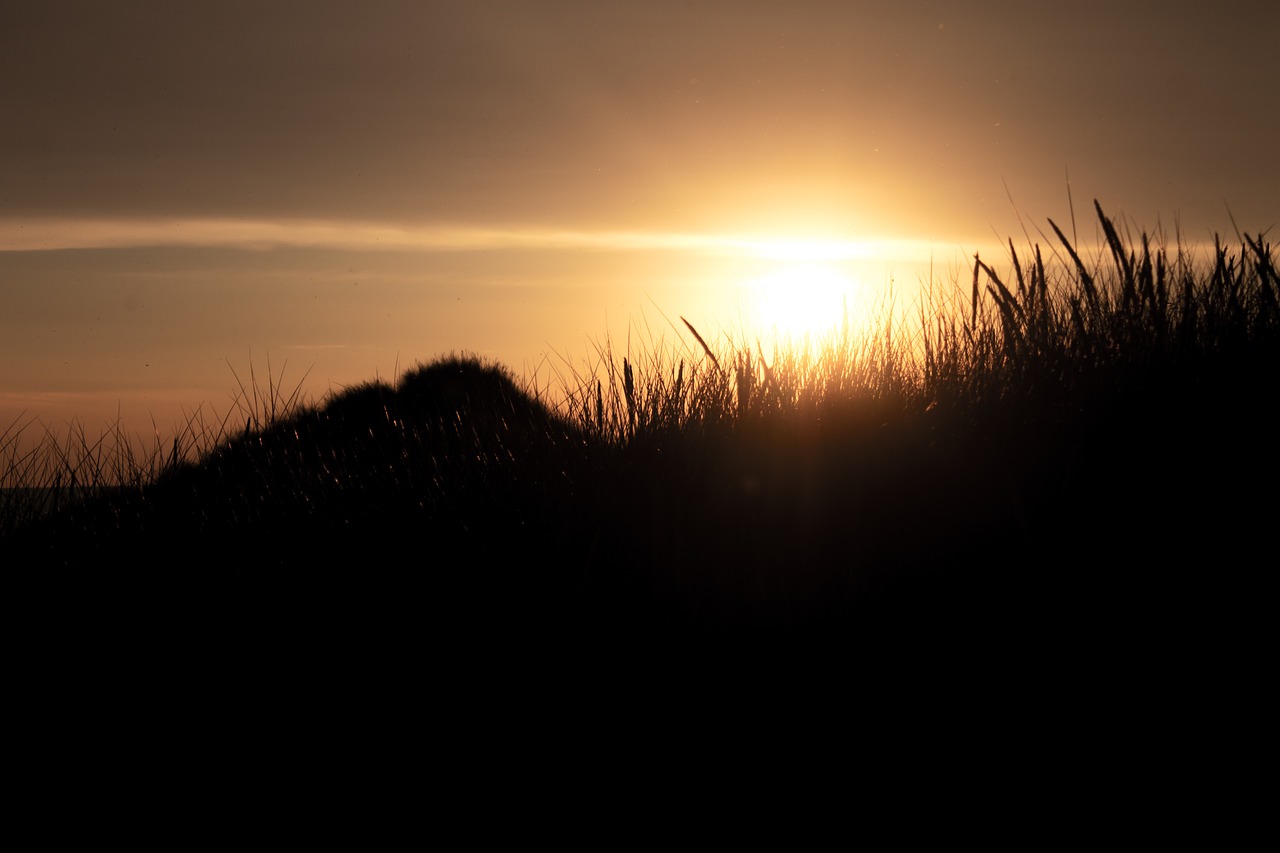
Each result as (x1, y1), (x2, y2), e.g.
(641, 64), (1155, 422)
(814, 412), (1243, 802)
(744, 262), (856, 341)
(730, 237), (878, 342)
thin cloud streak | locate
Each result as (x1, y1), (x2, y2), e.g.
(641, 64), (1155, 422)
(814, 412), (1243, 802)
(0, 216), (940, 261)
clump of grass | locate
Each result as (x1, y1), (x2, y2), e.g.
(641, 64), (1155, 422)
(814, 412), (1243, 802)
(554, 201), (1276, 446)
(925, 200), (1278, 412)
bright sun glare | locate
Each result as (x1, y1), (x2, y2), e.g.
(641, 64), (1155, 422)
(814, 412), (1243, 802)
(745, 263), (855, 341)
(736, 237), (873, 343)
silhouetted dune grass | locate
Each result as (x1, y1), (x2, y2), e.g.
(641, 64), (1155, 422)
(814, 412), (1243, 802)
(5, 204), (1277, 671)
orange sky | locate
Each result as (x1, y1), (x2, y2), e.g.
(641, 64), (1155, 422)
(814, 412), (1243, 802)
(2, 0), (1277, 438)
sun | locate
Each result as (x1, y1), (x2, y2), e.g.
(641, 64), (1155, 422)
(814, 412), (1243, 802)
(729, 236), (875, 343)
(744, 262), (854, 341)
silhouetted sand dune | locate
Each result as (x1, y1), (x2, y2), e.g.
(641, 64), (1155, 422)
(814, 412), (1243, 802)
(13, 357), (586, 575)
(9, 345), (1275, 649)
(397, 357), (577, 442)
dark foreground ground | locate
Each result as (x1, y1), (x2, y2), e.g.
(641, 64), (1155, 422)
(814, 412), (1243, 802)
(9, 349), (1274, 662)
(6, 349), (1274, 823)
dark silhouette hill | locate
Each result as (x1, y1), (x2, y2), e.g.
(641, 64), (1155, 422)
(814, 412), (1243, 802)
(15, 356), (584, 567)
(10, 345), (1276, 656)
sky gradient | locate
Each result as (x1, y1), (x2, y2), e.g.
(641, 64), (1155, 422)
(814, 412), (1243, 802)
(2, 0), (1276, 436)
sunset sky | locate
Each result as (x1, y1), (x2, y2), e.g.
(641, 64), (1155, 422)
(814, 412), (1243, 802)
(2, 0), (1276, 435)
